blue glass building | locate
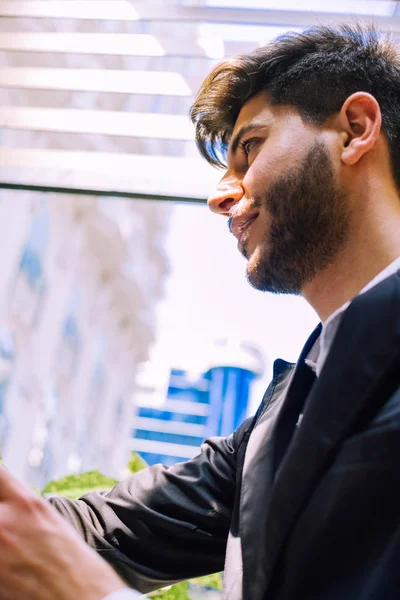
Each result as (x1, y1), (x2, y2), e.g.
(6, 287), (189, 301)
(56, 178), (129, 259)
(132, 342), (263, 466)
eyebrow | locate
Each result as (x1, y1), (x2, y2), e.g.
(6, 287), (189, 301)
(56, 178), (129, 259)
(229, 121), (267, 159)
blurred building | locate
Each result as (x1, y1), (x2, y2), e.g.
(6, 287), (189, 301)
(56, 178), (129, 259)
(0, 193), (169, 490)
(132, 341), (264, 466)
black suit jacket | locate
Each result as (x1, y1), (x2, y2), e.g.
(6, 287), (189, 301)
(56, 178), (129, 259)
(50, 270), (400, 599)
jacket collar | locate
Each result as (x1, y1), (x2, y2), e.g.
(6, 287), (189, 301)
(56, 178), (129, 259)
(243, 269), (400, 599)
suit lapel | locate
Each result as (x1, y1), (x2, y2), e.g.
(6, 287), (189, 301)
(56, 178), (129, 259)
(239, 359), (293, 599)
(240, 327), (321, 600)
(257, 270), (400, 597)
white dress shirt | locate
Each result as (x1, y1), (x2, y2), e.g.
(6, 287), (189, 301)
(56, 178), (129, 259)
(305, 255), (400, 377)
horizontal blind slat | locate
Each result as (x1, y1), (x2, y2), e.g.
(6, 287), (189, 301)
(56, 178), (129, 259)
(0, 67), (192, 96)
(0, 107), (194, 140)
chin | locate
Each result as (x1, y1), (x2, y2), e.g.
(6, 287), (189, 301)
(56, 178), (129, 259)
(245, 249), (291, 294)
(245, 250), (267, 291)
(246, 243), (265, 272)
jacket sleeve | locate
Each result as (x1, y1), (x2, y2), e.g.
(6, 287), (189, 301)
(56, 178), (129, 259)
(49, 418), (254, 593)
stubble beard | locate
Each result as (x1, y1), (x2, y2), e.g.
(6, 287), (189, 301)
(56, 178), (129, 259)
(245, 141), (351, 295)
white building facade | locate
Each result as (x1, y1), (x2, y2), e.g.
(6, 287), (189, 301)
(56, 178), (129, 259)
(0, 191), (169, 489)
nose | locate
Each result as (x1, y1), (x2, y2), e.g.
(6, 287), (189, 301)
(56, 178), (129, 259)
(207, 176), (244, 215)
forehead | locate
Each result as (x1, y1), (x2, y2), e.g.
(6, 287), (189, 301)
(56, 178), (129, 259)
(233, 91), (274, 131)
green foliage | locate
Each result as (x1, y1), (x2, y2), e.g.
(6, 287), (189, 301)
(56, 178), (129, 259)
(147, 582), (189, 600)
(126, 451), (148, 473)
(191, 573), (223, 590)
(145, 573), (223, 599)
(42, 470), (118, 500)
(42, 453), (145, 501)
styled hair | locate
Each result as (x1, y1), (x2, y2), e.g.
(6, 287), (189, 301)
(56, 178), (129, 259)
(190, 24), (400, 189)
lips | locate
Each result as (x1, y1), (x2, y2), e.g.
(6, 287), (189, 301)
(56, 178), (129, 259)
(229, 213), (258, 252)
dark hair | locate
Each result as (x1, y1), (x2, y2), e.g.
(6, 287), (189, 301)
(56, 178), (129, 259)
(190, 24), (400, 189)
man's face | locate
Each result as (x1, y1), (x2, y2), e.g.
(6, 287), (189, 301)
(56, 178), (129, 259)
(207, 92), (351, 294)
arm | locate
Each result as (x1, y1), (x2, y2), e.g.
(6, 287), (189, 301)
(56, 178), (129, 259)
(50, 419), (253, 594)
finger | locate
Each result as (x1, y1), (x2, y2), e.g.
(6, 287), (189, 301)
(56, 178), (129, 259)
(0, 464), (36, 501)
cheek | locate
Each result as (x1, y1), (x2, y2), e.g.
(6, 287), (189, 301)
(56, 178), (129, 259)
(243, 141), (304, 194)
(247, 213), (272, 256)
(243, 162), (271, 196)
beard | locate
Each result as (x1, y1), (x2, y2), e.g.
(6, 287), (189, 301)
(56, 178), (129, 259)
(245, 141), (351, 295)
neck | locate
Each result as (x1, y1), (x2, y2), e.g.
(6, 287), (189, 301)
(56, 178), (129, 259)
(302, 193), (400, 322)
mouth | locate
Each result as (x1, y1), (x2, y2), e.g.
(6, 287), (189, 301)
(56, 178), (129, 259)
(229, 213), (259, 253)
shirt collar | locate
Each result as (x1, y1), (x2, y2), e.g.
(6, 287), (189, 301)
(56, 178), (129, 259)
(307, 255), (400, 377)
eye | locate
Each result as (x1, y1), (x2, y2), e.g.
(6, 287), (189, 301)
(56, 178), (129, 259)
(241, 138), (260, 158)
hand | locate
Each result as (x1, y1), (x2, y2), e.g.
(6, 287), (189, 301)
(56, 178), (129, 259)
(0, 465), (128, 600)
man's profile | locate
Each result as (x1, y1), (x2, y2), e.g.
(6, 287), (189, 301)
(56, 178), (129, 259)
(0, 23), (400, 600)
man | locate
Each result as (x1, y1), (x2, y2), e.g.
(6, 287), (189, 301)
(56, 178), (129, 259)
(1, 23), (400, 600)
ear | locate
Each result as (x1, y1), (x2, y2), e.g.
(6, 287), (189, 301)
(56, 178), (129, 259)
(339, 92), (382, 166)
